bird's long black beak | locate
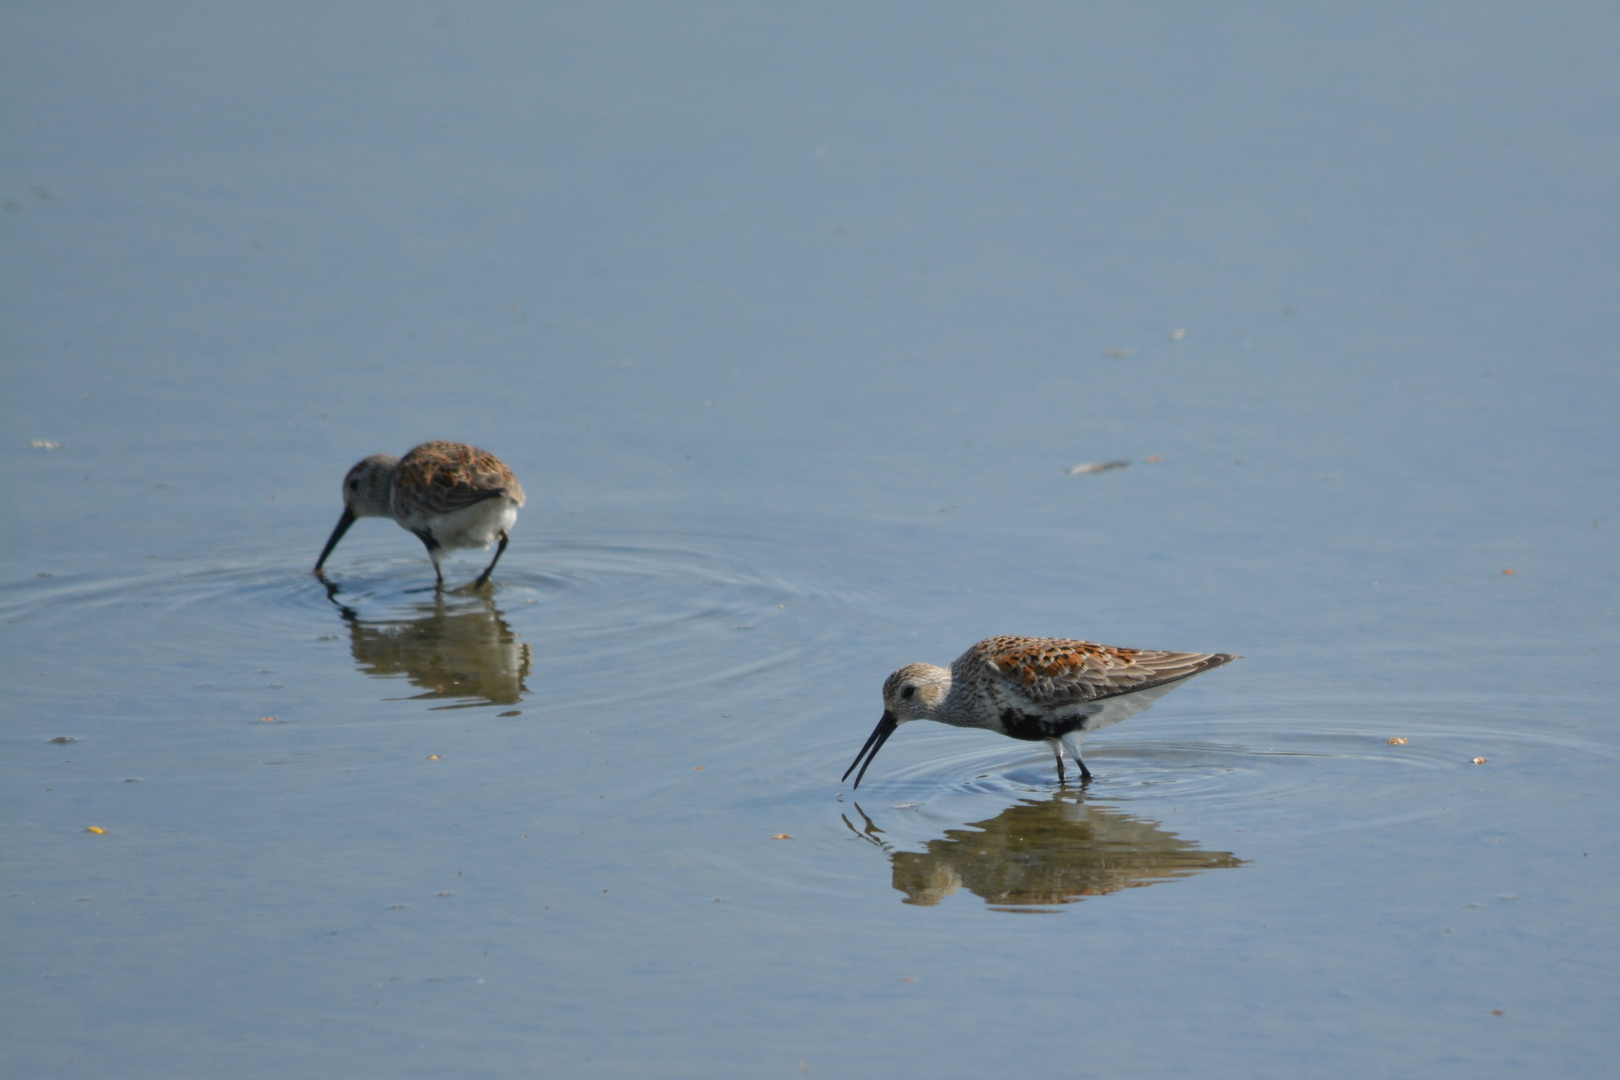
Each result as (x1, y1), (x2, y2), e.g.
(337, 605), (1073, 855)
(842, 710), (898, 790)
(313, 507), (357, 574)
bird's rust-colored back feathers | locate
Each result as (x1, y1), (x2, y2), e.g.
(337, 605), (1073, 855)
(965, 635), (1236, 708)
(394, 441), (525, 516)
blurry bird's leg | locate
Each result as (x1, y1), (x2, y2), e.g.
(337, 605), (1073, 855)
(474, 531), (509, 588)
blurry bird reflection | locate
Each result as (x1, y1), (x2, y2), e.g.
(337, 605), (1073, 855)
(845, 793), (1243, 911)
(329, 589), (532, 708)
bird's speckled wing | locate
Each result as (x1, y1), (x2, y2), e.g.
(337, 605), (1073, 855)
(394, 442), (525, 515)
(964, 635), (1235, 709)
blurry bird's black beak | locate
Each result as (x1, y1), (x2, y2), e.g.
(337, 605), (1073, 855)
(842, 710), (898, 790)
(314, 507), (357, 574)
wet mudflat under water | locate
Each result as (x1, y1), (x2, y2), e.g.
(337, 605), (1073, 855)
(3, 4), (1618, 1078)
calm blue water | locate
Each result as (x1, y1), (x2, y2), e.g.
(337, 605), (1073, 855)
(4, 4), (1618, 1078)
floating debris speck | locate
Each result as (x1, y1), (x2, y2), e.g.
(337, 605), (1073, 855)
(1068, 460), (1130, 476)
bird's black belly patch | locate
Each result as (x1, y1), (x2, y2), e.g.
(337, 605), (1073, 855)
(1000, 709), (1088, 741)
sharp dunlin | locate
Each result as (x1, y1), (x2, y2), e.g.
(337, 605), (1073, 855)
(844, 636), (1237, 788)
(314, 441), (525, 588)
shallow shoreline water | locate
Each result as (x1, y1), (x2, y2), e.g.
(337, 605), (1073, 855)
(5, 4), (1618, 1077)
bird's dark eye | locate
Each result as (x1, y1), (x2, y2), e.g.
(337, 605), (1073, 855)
(901, 685), (915, 699)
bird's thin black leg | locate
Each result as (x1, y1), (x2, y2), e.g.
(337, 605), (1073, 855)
(1059, 735), (1094, 785)
(414, 530), (444, 588)
(474, 532), (509, 588)
(1050, 740), (1066, 784)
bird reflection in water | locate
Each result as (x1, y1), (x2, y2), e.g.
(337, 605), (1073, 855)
(324, 583), (532, 709)
(844, 794), (1243, 911)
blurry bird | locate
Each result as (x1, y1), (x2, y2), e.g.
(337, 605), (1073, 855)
(314, 441), (524, 588)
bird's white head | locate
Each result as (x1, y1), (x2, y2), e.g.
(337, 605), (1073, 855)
(882, 662), (952, 723)
(341, 455), (399, 518)
(844, 662), (955, 789)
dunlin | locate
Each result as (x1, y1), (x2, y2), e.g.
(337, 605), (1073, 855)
(844, 636), (1236, 788)
(314, 441), (524, 588)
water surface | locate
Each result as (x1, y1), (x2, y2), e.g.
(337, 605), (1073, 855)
(4, 4), (1618, 1078)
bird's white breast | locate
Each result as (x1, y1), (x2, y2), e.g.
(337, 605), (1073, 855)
(1082, 677), (1196, 732)
(410, 498), (519, 552)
